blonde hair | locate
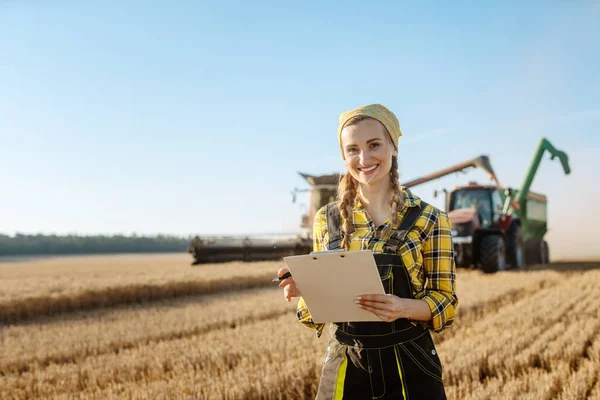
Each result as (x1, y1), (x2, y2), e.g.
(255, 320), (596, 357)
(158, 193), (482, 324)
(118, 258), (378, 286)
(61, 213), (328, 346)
(337, 116), (403, 250)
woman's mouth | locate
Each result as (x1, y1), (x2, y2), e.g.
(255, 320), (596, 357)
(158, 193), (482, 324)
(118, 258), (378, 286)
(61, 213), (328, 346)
(358, 164), (379, 175)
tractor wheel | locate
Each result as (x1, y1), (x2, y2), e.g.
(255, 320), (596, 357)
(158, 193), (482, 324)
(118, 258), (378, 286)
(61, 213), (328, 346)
(525, 239), (549, 265)
(506, 223), (525, 269)
(480, 235), (506, 274)
(542, 240), (550, 264)
(525, 239), (539, 265)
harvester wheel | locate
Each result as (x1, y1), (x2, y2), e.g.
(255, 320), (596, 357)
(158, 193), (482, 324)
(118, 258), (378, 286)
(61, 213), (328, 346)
(480, 235), (506, 274)
(506, 223), (525, 269)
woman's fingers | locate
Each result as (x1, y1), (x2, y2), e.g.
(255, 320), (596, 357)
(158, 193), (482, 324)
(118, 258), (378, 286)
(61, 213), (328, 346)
(356, 294), (392, 303)
(276, 267), (301, 301)
(359, 303), (394, 322)
(277, 267), (289, 277)
(283, 282), (301, 302)
(355, 294), (393, 311)
(278, 277), (294, 288)
(357, 300), (391, 311)
(356, 294), (402, 322)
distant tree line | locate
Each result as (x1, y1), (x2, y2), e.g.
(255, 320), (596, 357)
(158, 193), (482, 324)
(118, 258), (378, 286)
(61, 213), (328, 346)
(0, 233), (191, 256)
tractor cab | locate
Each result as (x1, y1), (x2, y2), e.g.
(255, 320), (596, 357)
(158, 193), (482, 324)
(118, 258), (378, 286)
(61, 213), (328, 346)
(447, 182), (504, 229)
(444, 182), (519, 272)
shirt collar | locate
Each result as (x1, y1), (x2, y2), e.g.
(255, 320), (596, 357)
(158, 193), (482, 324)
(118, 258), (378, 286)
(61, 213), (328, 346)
(402, 186), (422, 208)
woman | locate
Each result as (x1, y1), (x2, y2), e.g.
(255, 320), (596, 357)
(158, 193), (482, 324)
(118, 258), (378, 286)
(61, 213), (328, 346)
(278, 104), (458, 400)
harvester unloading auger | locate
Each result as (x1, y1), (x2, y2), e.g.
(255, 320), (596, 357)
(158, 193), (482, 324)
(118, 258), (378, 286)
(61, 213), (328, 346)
(189, 138), (570, 272)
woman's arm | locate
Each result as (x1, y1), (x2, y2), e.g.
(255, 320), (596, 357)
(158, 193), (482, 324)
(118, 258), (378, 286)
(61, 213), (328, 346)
(293, 205), (328, 337)
(414, 210), (458, 332)
(356, 210), (458, 332)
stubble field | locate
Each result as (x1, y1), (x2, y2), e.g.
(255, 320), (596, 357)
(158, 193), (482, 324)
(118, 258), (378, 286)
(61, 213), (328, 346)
(1, 254), (599, 399)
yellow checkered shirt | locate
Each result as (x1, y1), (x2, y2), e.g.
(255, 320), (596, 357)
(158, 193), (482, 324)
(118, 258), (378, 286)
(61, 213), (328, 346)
(296, 186), (458, 337)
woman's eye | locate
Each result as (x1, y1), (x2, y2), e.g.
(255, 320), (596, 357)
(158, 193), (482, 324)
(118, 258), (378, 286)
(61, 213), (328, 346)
(346, 148), (358, 153)
(370, 143), (381, 148)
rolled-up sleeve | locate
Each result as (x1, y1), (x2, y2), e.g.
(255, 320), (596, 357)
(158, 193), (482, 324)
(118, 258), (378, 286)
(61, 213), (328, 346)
(296, 206), (328, 337)
(415, 211), (458, 333)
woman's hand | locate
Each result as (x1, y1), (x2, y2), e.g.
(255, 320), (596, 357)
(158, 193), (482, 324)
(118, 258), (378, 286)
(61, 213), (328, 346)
(355, 294), (407, 322)
(355, 294), (433, 322)
(277, 267), (301, 302)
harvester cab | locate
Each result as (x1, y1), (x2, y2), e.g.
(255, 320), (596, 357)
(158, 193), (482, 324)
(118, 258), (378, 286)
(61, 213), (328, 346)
(295, 172), (341, 232)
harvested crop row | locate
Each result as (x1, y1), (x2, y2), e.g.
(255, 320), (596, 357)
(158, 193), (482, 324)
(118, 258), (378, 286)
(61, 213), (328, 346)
(1, 267), (558, 376)
(439, 270), (600, 385)
(0, 273), (280, 324)
(47, 356), (322, 400)
(0, 254), (560, 325)
(450, 360), (572, 400)
(454, 331), (600, 400)
(555, 333), (600, 400)
(0, 254), (285, 303)
(7, 272), (598, 400)
(437, 270), (563, 344)
(2, 260), (600, 399)
(0, 256), (290, 324)
(0, 313), (326, 399)
(0, 260), (556, 326)
(0, 288), (296, 375)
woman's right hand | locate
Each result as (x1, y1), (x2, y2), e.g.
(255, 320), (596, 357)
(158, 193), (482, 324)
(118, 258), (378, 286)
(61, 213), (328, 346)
(277, 267), (301, 302)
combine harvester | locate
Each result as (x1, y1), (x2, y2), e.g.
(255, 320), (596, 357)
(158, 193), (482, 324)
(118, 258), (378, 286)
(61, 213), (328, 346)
(189, 138), (570, 272)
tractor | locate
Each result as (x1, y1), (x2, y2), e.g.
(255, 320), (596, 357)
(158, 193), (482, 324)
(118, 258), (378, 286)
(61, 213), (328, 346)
(409, 138), (570, 273)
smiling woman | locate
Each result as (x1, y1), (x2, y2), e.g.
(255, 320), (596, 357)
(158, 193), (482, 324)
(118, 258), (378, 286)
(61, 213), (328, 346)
(338, 116), (401, 231)
(277, 104), (458, 400)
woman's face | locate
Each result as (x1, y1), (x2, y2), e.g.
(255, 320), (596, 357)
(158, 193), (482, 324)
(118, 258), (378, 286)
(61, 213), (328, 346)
(340, 118), (397, 186)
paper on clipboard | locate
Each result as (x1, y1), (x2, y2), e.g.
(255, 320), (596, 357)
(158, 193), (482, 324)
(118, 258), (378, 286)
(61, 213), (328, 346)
(283, 250), (385, 323)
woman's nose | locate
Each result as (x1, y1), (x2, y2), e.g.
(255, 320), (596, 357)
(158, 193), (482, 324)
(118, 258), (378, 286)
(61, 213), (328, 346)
(359, 151), (372, 165)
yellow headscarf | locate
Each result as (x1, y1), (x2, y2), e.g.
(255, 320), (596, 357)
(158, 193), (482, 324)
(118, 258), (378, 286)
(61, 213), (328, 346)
(337, 104), (402, 156)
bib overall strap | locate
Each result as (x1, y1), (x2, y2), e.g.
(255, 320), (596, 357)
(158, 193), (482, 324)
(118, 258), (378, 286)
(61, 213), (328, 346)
(383, 201), (429, 253)
(325, 202), (343, 250)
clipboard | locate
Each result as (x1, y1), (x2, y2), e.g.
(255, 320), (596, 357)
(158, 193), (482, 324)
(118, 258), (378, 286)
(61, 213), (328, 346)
(283, 250), (385, 323)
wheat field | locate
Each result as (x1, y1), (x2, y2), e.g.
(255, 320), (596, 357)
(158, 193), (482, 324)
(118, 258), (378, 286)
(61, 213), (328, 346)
(1, 254), (599, 399)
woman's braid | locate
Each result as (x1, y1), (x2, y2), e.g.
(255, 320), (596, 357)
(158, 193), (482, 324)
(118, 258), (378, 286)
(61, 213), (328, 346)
(383, 156), (403, 238)
(337, 172), (358, 250)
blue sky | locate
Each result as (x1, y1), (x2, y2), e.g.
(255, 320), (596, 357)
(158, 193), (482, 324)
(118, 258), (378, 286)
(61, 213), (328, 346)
(1, 1), (598, 257)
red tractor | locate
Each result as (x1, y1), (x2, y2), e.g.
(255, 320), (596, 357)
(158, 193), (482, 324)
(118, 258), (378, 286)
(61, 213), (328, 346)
(403, 138), (570, 273)
(444, 182), (546, 273)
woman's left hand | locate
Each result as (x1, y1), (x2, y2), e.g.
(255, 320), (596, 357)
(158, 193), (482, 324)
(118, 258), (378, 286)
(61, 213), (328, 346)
(355, 294), (408, 322)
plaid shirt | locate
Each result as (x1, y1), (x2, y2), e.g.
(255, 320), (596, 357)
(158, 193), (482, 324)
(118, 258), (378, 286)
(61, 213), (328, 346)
(297, 186), (458, 337)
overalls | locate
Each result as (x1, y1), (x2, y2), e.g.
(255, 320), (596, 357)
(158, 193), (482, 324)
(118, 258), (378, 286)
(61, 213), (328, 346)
(315, 202), (447, 400)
